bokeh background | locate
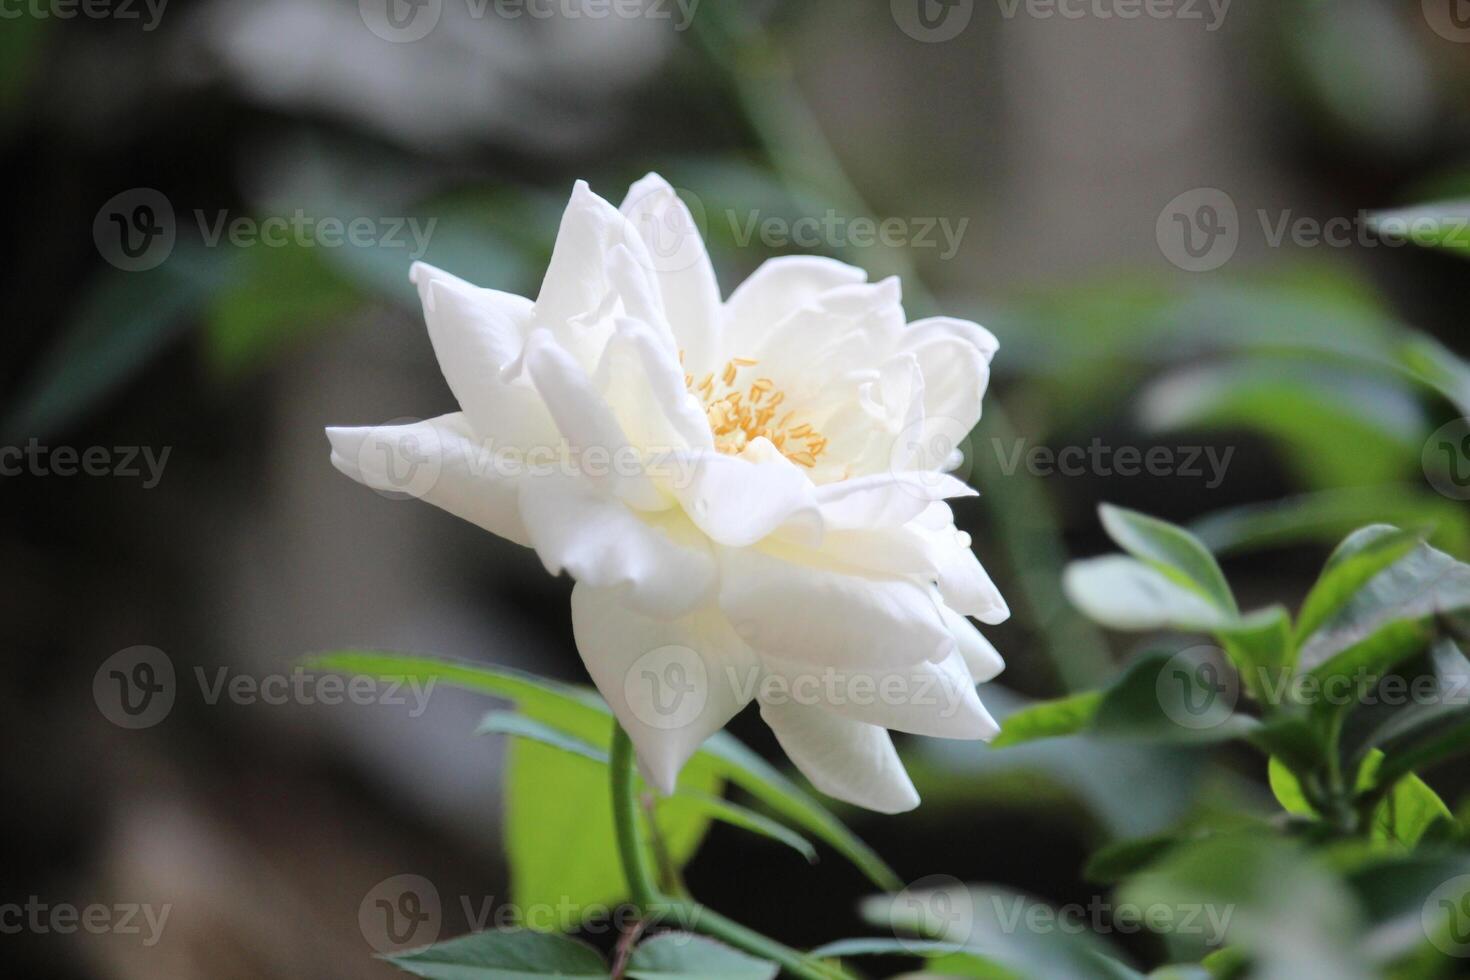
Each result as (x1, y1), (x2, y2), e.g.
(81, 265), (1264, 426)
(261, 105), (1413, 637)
(4, 0), (1469, 976)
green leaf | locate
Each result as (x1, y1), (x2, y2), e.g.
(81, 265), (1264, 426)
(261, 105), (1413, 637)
(1190, 487), (1470, 560)
(625, 934), (777, 980)
(384, 929), (608, 978)
(991, 691), (1103, 748)
(1304, 619), (1434, 687)
(1140, 361), (1425, 490)
(1118, 836), (1367, 980)
(1268, 752), (1450, 847)
(305, 652), (899, 891)
(1199, 947), (1249, 979)
(1091, 651), (1258, 745)
(921, 951), (1023, 978)
(1265, 757), (1314, 817)
(1216, 606), (1294, 695)
(1295, 526), (1425, 646)
(4, 244), (234, 440)
(204, 242), (362, 378)
(1366, 201), (1470, 257)
(856, 885), (1128, 979)
(1063, 557), (1237, 633)
(475, 713), (818, 865)
(660, 791), (817, 865)
(1298, 538), (1470, 670)
(1098, 505), (1237, 613)
(1084, 833), (1181, 884)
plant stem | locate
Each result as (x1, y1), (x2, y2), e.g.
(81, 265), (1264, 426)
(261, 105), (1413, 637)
(609, 723), (855, 980)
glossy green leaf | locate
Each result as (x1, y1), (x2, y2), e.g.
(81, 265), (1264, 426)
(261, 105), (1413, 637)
(1216, 606), (1294, 695)
(1092, 651), (1258, 745)
(384, 929), (608, 978)
(1295, 526), (1425, 646)
(625, 934), (777, 980)
(991, 691), (1103, 748)
(1063, 557), (1236, 633)
(1098, 505), (1237, 612)
(305, 652), (899, 891)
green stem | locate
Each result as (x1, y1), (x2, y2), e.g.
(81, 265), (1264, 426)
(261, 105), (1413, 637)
(609, 724), (855, 980)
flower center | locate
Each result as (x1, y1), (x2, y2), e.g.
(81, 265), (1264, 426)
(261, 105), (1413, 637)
(685, 357), (826, 467)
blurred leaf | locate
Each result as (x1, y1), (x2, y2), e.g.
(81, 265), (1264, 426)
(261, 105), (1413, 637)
(384, 929), (607, 978)
(916, 950), (1022, 977)
(1366, 201), (1470, 258)
(1398, 335), (1470, 419)
(305, 652), (899, 891)
(1140, 361), (1423, 489)
(1191, 488), (1470, 560)
(0, 10), (47, 125)
(1269, 752), (1449, 847)
(1118, 836), (1368, 980)
(1217, 606), (1294, 693)
(857, 885), (1127, 979)
(625, 934), (777, 980)
(1085, 833), (1182, 885)
(4, 244), (234, 441)
(205, 243), (362, 379)
(992, 691), (1103, 748)
(1198, 947), (1248, 979)
(475, 710), (607, 764)
(1295, 526), (1426, 647)
(1099, 505), (1237, 612)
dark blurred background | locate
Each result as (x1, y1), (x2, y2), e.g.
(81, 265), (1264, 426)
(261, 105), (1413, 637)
(4, 0), (1470, 976)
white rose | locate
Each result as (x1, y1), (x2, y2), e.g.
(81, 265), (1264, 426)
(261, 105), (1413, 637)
(327, 175), (1008, 813)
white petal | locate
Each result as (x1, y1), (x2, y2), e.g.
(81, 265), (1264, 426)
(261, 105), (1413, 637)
(518, 476), (714, 620)
(522, 328), (665, 510)
(815, 472), (975, 530)
(897, 318), (995, 471)
(912, 505), (1010, 624)
(668, 441), (822, 548)
(326, 413), (530, 547)
(594, 317), (713, 453)
(940, 604), (1006, 683)
(571, 584), (759, 795)
(758, 698), (919, 814)
(717, 544), (955, 669)
(534, 180), (645, 332)
(724, 255), (866, 345)
(759, 648), (998, 740)
(619, 173), (723, 375)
